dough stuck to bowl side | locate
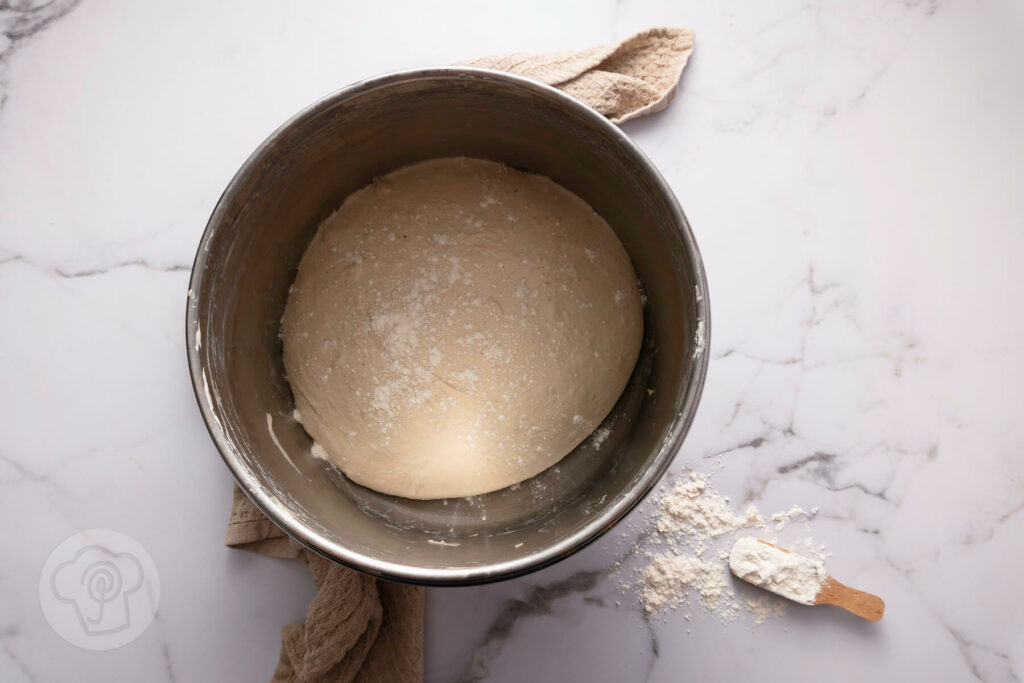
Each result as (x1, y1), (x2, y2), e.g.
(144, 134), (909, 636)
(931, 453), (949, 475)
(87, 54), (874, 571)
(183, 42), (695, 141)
(282, 157), (643, 499)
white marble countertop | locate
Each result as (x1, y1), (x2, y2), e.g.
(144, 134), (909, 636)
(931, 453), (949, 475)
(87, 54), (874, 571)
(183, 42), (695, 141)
(2, 0), (1022, 681)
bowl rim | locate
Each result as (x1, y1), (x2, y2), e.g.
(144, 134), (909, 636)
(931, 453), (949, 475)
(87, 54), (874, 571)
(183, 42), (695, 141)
(186, 66), (710, 585)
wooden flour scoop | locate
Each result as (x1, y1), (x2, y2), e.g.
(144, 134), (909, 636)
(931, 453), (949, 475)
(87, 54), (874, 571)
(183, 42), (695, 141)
(728, 537), (885, 622)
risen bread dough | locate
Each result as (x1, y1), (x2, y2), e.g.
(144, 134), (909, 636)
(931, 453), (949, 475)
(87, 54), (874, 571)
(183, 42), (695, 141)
(282, 157), (643, 499)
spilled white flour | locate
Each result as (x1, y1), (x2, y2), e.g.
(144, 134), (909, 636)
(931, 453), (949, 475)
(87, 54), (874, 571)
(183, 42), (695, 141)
(655, 473), (763, 548)
(294, 408), (330, 461)
(633, 471), (826, 625)
(641, 554), (729, 615)
(728, 537), (827, 605)
(589, 427), (612, 451)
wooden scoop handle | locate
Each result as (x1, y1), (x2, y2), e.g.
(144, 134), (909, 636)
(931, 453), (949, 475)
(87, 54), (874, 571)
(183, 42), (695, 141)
(815, 576), (885, 621)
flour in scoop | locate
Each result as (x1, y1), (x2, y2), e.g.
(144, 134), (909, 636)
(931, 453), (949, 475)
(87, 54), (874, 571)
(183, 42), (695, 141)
(729, 537), (827, 605)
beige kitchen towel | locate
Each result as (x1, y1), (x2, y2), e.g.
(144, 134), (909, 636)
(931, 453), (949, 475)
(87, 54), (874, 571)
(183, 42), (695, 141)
(226, 486), (423, 683)
(462, 27), (695, 123)
(224, 26), (694, 683)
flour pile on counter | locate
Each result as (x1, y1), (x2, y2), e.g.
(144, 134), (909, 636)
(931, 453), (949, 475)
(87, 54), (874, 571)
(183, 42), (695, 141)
(632, 472), (825, 624)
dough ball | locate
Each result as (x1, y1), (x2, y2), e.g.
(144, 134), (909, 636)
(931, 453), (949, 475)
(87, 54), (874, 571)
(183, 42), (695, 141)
(282, 157), (643, 499)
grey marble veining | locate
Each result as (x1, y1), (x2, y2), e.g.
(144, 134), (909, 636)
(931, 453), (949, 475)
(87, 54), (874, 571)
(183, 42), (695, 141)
(0, 0), (80, 106)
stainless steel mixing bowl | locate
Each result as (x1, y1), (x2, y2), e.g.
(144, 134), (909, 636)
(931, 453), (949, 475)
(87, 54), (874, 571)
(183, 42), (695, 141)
(186, 67), (709, 585)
